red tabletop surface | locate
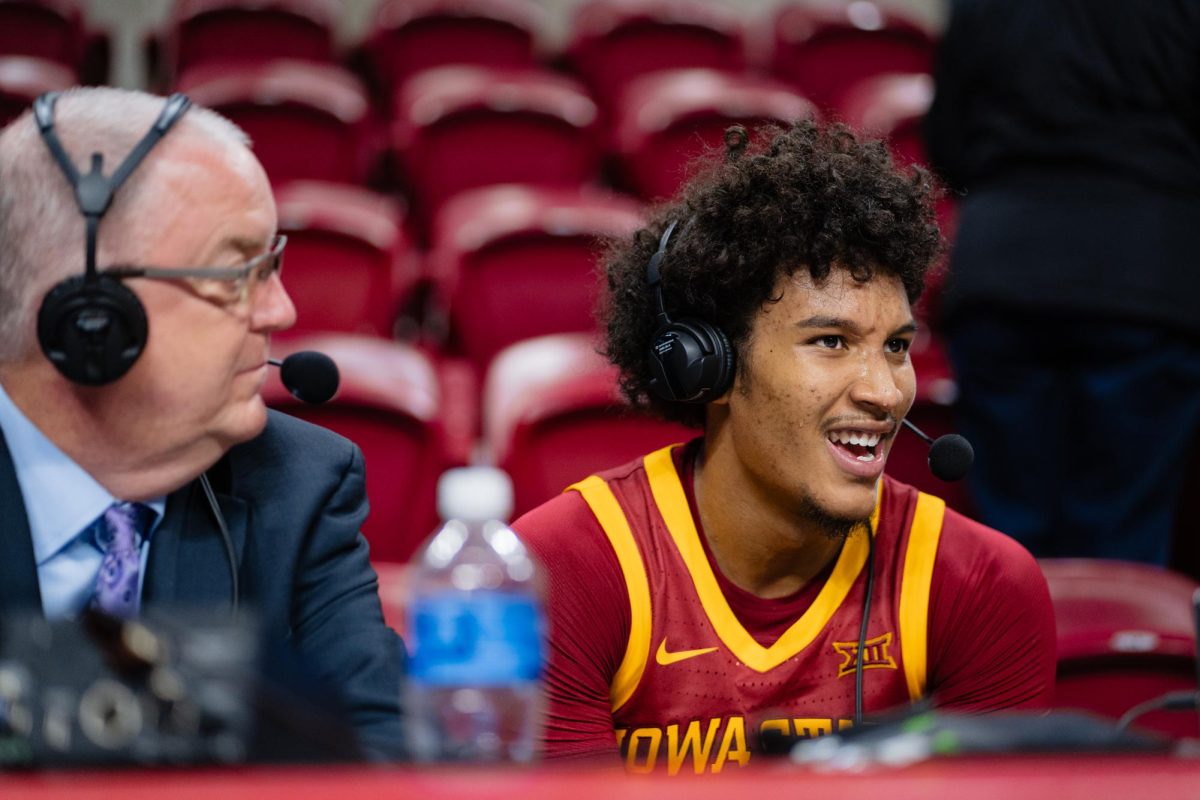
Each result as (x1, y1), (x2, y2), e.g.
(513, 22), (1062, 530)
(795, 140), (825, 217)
(1, 756), (1198, 800)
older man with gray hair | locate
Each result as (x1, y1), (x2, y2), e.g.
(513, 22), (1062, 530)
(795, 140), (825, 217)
(0, 87), (403, 759)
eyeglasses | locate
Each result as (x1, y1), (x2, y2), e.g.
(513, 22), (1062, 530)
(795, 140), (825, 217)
(103, 234), (287, 306)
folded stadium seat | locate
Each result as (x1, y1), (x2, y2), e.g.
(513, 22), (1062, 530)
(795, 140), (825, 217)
(264, 334), (475, 563)
(838, 72), (934, 167)
(427, 183), (643, 381)
(769, 1), (935, 114)
(884, 329), (973, 517)
(391, 66), (603, 239)
(359, 0), (541, 111)
(273, 181), (419, 338)
(484, 333), (695, 516)
(165, 0), (338, 79)
(0, 55), (73, 127)
(564, 0), (748, 117)
(1041, 559), (1198, 739)
(613, 68), (817, 200)
(178, 60), (376, 185)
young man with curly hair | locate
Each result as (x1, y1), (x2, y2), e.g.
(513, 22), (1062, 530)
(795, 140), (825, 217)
(511, 120), (1055, 773)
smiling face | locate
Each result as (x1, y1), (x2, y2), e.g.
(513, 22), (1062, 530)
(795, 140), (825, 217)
(716, 266), (917, 531)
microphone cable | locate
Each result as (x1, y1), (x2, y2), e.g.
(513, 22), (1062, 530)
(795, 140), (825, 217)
(854, 524), (876, 728)
(200, 473), (239, 613)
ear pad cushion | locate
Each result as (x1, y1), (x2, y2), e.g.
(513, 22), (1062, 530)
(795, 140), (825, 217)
(37, 275), (148, 386)
(647, 318), (735, 403)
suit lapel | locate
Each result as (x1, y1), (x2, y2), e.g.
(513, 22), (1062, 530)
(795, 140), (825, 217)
(143, 465), (247, 614)
(0, 427), (42, 611)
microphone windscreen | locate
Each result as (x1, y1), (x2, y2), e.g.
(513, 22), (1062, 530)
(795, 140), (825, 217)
(279, 351), (339, 404)
(928, 434), (974, 482)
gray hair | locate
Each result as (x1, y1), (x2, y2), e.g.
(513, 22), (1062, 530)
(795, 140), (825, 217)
(0, 87), (250, 362)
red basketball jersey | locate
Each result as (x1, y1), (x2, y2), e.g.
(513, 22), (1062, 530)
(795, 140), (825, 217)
(568, 444), (946, 775)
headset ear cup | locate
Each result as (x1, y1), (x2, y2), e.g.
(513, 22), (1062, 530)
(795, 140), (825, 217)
(647, 318), (734, 403)
(37, 275), (148, 386)
(707, 322), (735, 398)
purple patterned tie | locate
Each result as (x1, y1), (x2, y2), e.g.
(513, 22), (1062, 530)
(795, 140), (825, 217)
(90, 502), (156, 619)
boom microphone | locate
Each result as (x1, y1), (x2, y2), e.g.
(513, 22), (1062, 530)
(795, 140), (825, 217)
(268, 351), (339, 404)
(900, 418), (974, 482)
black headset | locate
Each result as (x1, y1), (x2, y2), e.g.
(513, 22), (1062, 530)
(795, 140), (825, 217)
(32, 91), (192, 386)
(645, 220), (736, 404)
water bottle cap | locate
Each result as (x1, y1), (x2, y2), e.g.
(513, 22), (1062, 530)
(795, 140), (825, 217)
(437, 466), (514, 522)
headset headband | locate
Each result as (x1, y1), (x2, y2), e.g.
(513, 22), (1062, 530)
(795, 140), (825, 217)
(32, 92), (193, 280)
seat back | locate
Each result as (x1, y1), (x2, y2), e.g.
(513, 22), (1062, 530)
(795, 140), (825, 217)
(275, 181), (417, 338)
(839, 72), (934, 167)
(0, 0), (84, 72)
(613, 69), (815, 200)
(428, 184), (642, 377)
(566, 0), (746, 112)
(1042, 558), (1198, 739)
(179, 60), (374, 184)
(393, 66), (601, 236)
(484, 333), (694, 516)
(169, 0), (338, 76)
(264, 335), (465, 562)
(363, 0), (540, 102)
(770, 2), (934, 112)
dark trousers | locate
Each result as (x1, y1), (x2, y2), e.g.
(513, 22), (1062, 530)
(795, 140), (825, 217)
(947, 310), (1200, 564)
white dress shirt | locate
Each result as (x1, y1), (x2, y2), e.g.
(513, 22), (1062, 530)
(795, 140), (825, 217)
(0, 383), (165, 618)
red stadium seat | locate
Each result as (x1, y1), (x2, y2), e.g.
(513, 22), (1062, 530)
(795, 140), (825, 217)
(565, 0), (747, 114)
(361, 0), (541, 106)
(613, 68), (816, 200)
(427, 183), (642, 379)
(885, 330), (973, 517)
(769, 2), (935, 113)
(167, 0), (338, 78)
(0, 56), (73, 127)
(484, 333), (694, 516)
(839, 72), (934, 167)
(264, 334), (475, 563)
(1041, 559), (1198, 739)
(178, 60), (376, 185)
(0, 0), (84, 73)
(392, 66), (602, 238)
(274, 181), (419, 338)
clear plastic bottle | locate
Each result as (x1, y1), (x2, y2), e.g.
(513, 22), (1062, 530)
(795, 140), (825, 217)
(404, 467), (545, 763)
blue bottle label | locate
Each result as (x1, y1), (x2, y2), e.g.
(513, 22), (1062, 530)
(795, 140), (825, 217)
(408, 591), (544, 686)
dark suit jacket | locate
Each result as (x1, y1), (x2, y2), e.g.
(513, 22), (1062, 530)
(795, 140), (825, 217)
(0, 410), (405, 760)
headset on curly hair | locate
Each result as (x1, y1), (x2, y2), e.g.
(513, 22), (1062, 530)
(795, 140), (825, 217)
(644, 220), (736, 404)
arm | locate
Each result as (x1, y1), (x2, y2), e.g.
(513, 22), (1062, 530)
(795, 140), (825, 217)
(926, 511), (1057, 710)
(289, 442), (405, 761)
(513, 491), (631, 760)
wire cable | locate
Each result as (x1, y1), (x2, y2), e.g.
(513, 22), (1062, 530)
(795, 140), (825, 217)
(1115, 690), (1197, 732)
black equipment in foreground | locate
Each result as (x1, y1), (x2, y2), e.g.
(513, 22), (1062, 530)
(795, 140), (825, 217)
(0, 610), (362, 767)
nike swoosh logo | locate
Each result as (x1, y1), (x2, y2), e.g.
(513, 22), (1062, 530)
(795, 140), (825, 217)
(655, 638), (718, 666)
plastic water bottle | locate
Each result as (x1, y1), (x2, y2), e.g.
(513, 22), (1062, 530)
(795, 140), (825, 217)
(404, 467), (545, 762)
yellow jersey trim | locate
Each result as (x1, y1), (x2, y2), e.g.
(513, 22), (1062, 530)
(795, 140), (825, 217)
(898, 491), (946, 701)
(568, 475), (653, 712)
(643, 445), (881, 674)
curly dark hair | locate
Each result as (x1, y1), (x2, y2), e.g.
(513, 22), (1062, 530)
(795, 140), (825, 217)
(600, 118), (943, 429)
